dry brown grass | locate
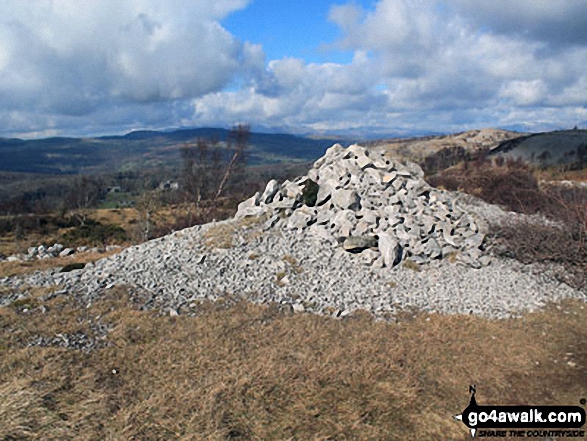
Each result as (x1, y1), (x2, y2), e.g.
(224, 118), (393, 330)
(0, 250), (122, 278)
(201, 216), (268, 250)
(536, 167), (587, 183)
(1, 287), (586, 440)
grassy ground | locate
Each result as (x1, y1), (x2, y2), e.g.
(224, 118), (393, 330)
(0, 250), (121, 279)
(1, 285), (585, 441)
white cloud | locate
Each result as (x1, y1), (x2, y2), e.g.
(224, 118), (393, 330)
(0, 0), (259, 135)
(193, 0), (587, 134)
(499, 80), (549, 106)
(444, 0), (587, 46)
(1, 0), (587, 138)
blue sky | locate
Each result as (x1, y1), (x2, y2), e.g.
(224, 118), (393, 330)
(0, 0), (586, 139)
(223, 0), (373, 64)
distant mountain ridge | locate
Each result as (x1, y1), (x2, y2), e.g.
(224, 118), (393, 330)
(0, 128), (343, 175)
(2, 127), (585, 176)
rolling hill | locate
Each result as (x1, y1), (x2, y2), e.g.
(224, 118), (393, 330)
(0, 128), (343, 175)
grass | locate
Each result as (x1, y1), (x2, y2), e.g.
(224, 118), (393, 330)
(201, 216), (268, 250)
(0, 250), (121, 278)
(402, 259), (421, 272)
(1, 286), (586, 440)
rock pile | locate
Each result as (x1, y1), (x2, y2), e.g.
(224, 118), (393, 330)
(237, 144), (488, 268)
(1, 143), (583, 320)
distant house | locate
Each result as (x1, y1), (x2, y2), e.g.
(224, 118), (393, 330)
(107, 186), (121, 193)
(159, 180), (179, 191)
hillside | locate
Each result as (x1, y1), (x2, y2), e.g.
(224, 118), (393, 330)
(366, 128), (523, 163)
(0, 128), (342, 174)
(490, 128), (587, 167)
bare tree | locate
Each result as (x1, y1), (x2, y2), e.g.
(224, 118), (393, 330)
(214, 124), (250, 201)
(63, 176), (101, 225)
(181, 138), (211, 209)
(180, 124), (250, 224)
(135, 190), (161, 242)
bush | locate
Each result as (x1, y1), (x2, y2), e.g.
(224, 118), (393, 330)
(429, 161), (587, 290)
(491, 219), (587, 290)
(428, 159), (551, 215)
(61, 222), (127, 246)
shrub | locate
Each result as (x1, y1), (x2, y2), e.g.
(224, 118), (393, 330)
(61, 222), (127, 246)
(491, 219), (586, 290)
(428, 160), (548, 214)
(429, 161), (587, 290)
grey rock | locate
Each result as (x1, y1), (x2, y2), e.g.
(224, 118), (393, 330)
(282, 180), (303, 199)
(286, 207), (316, 230)
(381, 172), (398, 187)
(359, 209), (379, 225)
(423, 238), (442, 259)
(261, 179), (280, 204)
(301, 179), (320, 207)
(316, 180), (336, 205)
(464, 233), (485, 249)
(342, 235), (378, 253)
(332, 189), (361, 211)
(378, 233), (402, 267)
(353, 220), (371, 236)
(236, 192), (262, 219)
(292, 303), (305, 313)
(59, 248), (75, 257)
(360, 249), (380, 265)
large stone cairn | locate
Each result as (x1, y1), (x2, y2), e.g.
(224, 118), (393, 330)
(236, 144), (488, 268)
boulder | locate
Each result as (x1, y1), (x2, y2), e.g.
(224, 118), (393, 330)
(342, 235), (378, 253)
(59, 248), (75, 258)
(301, 179), (320, 207)
(236, 192), (264, 219)
(261, 179), (280, 204)
(286, 207), (316, 230)
(378, 233), (403, 267)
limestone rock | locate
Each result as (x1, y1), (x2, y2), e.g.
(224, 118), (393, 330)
(261, 179), (280, 204)
(59, 248), (75, 258)
(236, 192), (262, 219)
(332, 189), (361, 211)
(301, 179), (320, 207)
(378, 233), (402, 267)
(342, 235), (378, 253)
(230, 142), (490, 268)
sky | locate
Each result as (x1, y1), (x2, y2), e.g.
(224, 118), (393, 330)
(1, 0), (587, 139)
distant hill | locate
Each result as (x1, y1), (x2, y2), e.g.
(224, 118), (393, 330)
(0, 128), (342, 175)
(367, 128), (523, 163)
(489, 129), (587, 167)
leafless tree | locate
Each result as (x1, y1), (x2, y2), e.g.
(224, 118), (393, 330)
(135, 190), (161, 242)
(63, 176), (101, 225)
(214, 124), (250, 201)
(180, 124), (250, 223)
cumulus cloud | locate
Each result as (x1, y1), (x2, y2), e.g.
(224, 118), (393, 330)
(1, 0), (587, 138)
(444, 0), (587, 46)
(0, 0), (262, 136)
(192, 0), (587, 134)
